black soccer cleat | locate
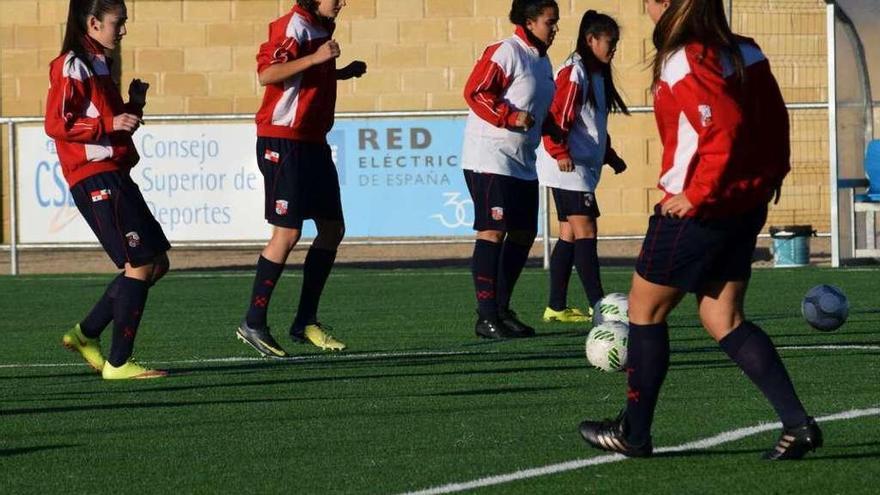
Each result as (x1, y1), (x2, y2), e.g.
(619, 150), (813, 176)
(236, 319), (289, 358)
(763, 417), (823, 460)
(578, 411), (653, 458)
(499, 309), (536, 338)
(475, 317), (517, 339)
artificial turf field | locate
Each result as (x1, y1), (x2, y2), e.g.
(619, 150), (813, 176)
(1, 266), (878, 494)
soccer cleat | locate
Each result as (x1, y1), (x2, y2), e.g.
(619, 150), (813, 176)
(542, 306), (590, 323)
(292, 323), (346, 351)
(474, 316), (517, 339)
(763, 417), (823, 460)
(236, 320), (289, 358)
(102, 360), (168, 380)
(578, 411), (653, 458)
(499, 309), (536, 338)
(61, 324), (105, 372)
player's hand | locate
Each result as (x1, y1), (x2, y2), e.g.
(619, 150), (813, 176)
(512, 111), (534, 132)
(660, 193), (693, 218)
(340, 60), (367, 79)
(128, 78), (149, 108)
(557, 158), (574, 172)
(608, 156), (627, 174)
(312, 39), (341, 65)
(113, 113), (141, 133)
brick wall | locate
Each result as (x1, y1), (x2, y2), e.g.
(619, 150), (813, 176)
(1, 0), (834, 240)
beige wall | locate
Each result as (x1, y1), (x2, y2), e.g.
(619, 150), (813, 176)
(1, 0), (833, 241)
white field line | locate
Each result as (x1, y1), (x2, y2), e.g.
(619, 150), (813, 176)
(401, 407), (880, 495)
(0, 344), (875, 371)
(0, 350), (494, 370)
(778, 345), (880, 351)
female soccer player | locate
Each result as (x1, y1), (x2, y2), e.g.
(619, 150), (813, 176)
(237, 0), (366, 357)
(578, 0), (822, 460)
(537, 10), (629, 324)
(48, 0), (168, 379)
(461, 0), (559, 339)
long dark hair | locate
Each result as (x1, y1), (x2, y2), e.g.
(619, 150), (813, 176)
(574, 10), (629, 115)
(508, 0), (559, 26)
(296, 0), (319, 13)
(61, 0), (125, 74)
(651, 0), (743, 85)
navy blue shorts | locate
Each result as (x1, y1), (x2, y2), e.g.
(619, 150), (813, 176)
(257, 137), (343, 229)
(552, 188), (600, 221)
(635, 205), (768, 293)
(464, 170), (539, 233)
(71, 171), (171, 269)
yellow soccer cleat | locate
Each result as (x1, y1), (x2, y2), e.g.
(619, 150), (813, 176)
(293, 323), (347, 351)
(102, 360), (168, 380)
(542, 306), (591, 323)
(61, 324), (105, 372)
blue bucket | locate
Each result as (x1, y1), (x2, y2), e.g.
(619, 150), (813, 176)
(769, 225), (815, 267)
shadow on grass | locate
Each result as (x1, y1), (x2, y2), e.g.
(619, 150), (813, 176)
(424, 384), (570, 397)
(0, 444), (81, 457)
(5, 358), (587, 403)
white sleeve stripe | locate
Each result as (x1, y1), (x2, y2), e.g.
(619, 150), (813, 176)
(476, 94), (500, 117)
(560, 82), (577, 131)
(473, 63), (504, 117)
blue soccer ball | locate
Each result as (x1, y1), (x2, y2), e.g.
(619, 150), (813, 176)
(801, 284), (848, 331)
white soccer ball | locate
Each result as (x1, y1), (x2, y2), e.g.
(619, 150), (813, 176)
(585, 321), (629, 372)
(592, 292), (629, 326)
(801, 284), (848, 332)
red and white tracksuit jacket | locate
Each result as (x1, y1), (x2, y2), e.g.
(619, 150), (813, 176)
(653, 39), (790, 218)
(256, 5), (337, 143)
(461, 26), (555, 181)
(44, 37), (141, 187)
(537, 54), (621, 192)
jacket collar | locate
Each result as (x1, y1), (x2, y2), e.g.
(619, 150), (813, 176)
(292, 4), (336, 32)
(82, 35), (105, 56)
(513, 25), (547, 57)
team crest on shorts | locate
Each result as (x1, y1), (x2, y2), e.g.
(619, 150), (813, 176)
(264, 149), (280, 163)
(491, 206), (504, 221)
(90, 189), (111, 202)
(125, 231), (141, 248)
(275, 200), (289, 216)
(698, 104), (713, 127)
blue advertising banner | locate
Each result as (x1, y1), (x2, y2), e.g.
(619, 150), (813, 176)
(325, 116), (472, 237)
(16, 116), (476, 243)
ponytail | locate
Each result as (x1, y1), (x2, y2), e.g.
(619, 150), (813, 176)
(574, 10), (629, 115)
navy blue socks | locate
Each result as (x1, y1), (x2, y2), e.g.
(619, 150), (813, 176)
(245, 255), (285, 329)
(496, 239), (532, 312)
(80, 273), (124, 338)
(719, 321), (809, 428)
(108, 277), (150, 367)
(472, 239), (501, 321)
(292, 247), (337, 333)
(624, 322), (670, 446)
(574, 238), (604, 308)
(548, 240), (574, 311)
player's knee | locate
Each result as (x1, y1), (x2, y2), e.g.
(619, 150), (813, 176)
(507, 230), (536, 246)
(315, 221), (344, 247)
(270, 228), (301, 252)
(628, 292), (668, 324)
(699, 308), (741, 339)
